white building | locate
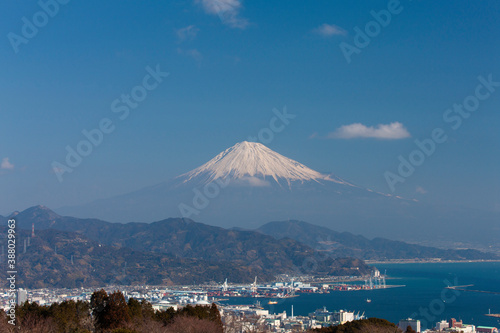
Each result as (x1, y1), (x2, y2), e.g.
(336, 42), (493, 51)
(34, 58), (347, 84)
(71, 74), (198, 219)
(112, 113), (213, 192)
(449, 324), (476, 333)
(435, 320), (449, 331)
(152, 300), (177, 311)
(334, 310), (354, 324)
(17, 289), (27, 306)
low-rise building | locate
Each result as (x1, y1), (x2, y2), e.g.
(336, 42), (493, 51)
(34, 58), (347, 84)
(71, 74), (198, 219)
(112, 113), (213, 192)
(477, 327), (498, 333)
(398, 318), (421, 333)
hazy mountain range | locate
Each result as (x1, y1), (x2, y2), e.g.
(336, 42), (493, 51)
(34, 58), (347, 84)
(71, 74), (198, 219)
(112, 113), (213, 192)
(257, 220), (497, 261)
(55, 142), (499, 245)
(0, 206), (370, 288)
(0, 206), (496, 289)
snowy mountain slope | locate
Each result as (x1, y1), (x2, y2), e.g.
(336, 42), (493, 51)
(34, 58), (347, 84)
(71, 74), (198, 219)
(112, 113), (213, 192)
(56, 142), (500, 245)
(180, 141), (352, 187)
(57, 141), (404, 227)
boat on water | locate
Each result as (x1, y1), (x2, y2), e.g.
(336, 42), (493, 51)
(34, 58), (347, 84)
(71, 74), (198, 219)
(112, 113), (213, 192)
(366, 298), (372, 303)
(253, 301), (263, 309)
(268, 301), (278, 304)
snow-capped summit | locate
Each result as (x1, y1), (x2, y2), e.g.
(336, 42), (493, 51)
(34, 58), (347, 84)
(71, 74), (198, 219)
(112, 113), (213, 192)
(56, 141), (499, 246)
(180, 141), (351, 186)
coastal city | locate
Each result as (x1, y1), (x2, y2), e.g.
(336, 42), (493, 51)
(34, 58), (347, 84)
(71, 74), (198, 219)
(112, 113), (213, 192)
(1, 269), (497, 332)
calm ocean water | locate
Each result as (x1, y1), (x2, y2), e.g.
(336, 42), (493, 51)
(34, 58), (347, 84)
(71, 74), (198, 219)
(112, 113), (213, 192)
(223, 262), (500, 330)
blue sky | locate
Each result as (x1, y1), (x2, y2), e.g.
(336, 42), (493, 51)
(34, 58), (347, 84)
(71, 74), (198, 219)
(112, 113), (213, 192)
(0, 0), (499, 215)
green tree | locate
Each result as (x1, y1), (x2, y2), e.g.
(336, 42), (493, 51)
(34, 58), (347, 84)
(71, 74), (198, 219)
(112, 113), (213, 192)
(49, 300), (91, 332)
(91, 289), (108, 331)
(127, 298), (154, 321)
(208, 303), (223, 332)
(154, 306), (176, 325)
(127, 298), (142, 320)
(90, 289), (130, 332)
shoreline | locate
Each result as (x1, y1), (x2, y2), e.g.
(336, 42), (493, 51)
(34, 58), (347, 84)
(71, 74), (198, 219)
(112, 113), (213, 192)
(366, 259), (500, 264)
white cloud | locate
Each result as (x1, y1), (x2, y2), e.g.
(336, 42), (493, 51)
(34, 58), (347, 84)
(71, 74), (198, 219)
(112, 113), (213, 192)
(1, 157), (14, 170)
(308, 132), (318, 139)
(416, 186), (427, 194)
(329, 122), (411, 139)
(177, 48), (203, 63)
(196, 0), (249, 29)
(313, 23), (346, 37)
(176, 25), (200, 41)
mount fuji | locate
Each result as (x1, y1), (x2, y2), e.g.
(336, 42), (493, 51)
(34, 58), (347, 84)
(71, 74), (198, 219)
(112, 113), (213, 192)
(180, 141), (355, 188)
(58, 142), (499, 244)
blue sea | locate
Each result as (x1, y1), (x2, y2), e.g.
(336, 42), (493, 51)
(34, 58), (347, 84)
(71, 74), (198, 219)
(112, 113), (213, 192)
(223, 262), (500, 330)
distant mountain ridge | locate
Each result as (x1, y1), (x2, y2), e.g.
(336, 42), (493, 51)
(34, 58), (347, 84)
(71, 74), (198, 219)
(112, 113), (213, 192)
(0, 206), (372, 288)
(257, 220), (498, 261)
(0, 227), (262, 288)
